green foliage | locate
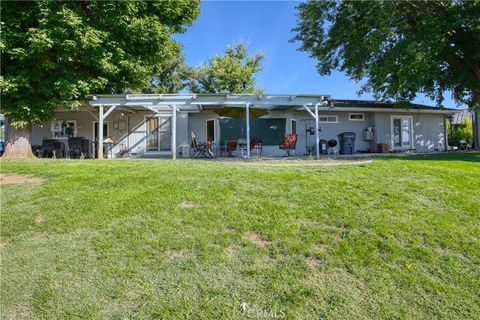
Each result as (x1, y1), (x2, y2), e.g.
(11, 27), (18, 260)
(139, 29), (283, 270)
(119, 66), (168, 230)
(188, 43), (264, 94)
(292, 1), (480, 109)
(142, 55), (193, 94)
(0, 0), (200, 126)
(1, 153), (480, 318)
(448, 117), (473, 146)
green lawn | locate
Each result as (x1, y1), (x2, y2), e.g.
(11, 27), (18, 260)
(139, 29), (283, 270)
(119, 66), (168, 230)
(1, 153), (479, 319)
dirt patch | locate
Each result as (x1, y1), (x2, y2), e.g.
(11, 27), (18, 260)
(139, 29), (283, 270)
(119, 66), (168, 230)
(9, 305), (32, 319)
(35, 215), (46, 224)
(306, 256), (326, 268)
(244, 232), (271, 248)
(225, 245), (239, 257)
(164, 249), (194, 261)
(0, 174), (45, 185)
(179, 200), (196, 209)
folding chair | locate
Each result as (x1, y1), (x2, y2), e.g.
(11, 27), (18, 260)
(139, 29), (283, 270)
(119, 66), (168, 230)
(191, 132), (214, 158)
(279, 134), (297, 156)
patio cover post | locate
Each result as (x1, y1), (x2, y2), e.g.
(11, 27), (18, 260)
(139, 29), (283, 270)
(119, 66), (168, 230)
(171, 105), (177, 160)
(246, 103), (251, 159)
(98, 105), (104, 159)
(315, 103), (320, 159)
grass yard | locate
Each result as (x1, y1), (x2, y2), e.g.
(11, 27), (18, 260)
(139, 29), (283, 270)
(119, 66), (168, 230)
(1, 153), (479, 319)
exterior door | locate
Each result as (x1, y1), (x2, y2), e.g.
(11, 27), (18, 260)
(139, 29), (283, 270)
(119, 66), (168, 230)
(158, 117), (171, 151)
(146, 116), (171, 152)
(391, 116), (413, 149)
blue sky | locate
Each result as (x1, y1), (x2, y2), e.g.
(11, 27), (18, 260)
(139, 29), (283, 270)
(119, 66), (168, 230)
(175, 1), (460, 108)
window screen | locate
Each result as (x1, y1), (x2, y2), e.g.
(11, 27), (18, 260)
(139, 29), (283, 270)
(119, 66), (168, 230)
(206, 119), (215, 141)
(291, 119), (297, 134)
(319, 116), (338, 123)
(219, 118), (286, 145)
(349, 113), (364, 121)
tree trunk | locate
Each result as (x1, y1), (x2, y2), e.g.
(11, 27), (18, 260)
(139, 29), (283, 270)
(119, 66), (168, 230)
(2, 121), (36, 159)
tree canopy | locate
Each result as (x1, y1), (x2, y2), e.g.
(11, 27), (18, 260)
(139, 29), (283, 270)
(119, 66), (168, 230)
(1, 0), (200, 127)
(188, 43), (264, 94)
(292, 0), (480, 109)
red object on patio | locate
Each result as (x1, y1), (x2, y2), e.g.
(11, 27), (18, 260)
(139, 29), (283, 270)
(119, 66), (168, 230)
(279, 134), (297, 156)
(220, 137), (238, 157)
(250, 137), (263, 157)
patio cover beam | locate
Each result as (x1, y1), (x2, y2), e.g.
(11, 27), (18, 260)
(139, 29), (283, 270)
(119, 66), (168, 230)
(102, 105), (118, 120)
(303, 103), (323, 158)
(171, 105), (177, 160)
(98, 105), (104, 159)
(97, 105), (118, 159)
(315, 103), (320, 158)
(88, 94), (330, 108)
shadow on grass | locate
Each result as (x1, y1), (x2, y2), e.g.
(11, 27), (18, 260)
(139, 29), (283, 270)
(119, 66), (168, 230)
(379, 151), (480, 162)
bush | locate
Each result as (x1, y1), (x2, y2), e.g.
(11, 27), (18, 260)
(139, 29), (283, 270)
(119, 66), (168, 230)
(448, 117), (472, 147)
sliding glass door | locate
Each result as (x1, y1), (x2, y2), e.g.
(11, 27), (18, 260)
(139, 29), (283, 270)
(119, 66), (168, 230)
(391, 116), (413, 149)
(146, 116), (171, 152)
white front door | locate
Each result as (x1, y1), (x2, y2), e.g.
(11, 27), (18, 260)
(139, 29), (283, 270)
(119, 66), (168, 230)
(146, 116), (171, 152)
(391, 116), (413, 150)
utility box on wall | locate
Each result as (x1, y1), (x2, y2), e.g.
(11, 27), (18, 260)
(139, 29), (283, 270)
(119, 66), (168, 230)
(363, 130), (374, 141)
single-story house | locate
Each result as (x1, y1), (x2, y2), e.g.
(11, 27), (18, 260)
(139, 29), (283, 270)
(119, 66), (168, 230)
(29, 94), (456, 159)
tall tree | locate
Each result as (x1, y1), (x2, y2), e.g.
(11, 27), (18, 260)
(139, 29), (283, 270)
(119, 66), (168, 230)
(188, 43), (264, 94)
(142, 55), (193, 94)
(0, 0), (200, 158)
(292, 0), (480, 146)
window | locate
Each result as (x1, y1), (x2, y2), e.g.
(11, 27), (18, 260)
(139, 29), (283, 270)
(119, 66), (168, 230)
(349, 113), (365, 121)
(52, 120), (77, 138)
(206, 119), (216, 142)
(291, 119), (297, 134)
(318, 115), (338, 123)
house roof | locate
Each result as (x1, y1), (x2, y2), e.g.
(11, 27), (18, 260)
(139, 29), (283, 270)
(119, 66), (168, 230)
(332, 99), (458, 111)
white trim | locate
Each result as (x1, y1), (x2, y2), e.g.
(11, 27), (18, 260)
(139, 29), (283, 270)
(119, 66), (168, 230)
(206, 118), (217, 142)
(318, 115), (338, 123)
(349, 113), (365, 121)
(390, 115), (414, 150)
(291, 119), (297, 134)
(92, 121), (109, 141)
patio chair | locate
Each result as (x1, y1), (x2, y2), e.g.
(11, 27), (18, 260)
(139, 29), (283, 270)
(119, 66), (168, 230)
(42, 137), (64, 158)
(250, 137), (263, 158)
(460, 140), (472, 150)
(68, 137), (89, 159)
(220, 137), (238, 157)
(191, 132), (214, 158)
(279, 134), (297, 156)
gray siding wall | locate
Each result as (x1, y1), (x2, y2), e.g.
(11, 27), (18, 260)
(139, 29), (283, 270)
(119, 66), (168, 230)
(32, 109), (188, 158)
(31, 108), (447, 157)
(374, 112), (446, 152)
(288, 111), (375, 155)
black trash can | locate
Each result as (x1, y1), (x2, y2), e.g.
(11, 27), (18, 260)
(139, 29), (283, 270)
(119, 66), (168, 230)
(338, 132), (356, 155)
